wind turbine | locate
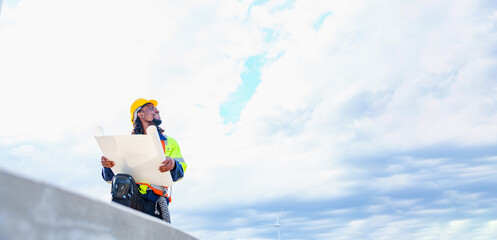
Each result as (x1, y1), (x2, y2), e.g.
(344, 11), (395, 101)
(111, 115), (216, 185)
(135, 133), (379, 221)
(274, 212), (282, 240)
(269, 205), (285, 240)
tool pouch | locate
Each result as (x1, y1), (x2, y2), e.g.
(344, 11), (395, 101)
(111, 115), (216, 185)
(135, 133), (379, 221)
(111, 173), (143, 211)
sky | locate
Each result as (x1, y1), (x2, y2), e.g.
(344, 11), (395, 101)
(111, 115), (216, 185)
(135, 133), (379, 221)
(1, 0), (497, 239)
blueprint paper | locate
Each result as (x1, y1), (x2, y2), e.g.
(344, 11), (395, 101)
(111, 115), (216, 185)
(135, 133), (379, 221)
(93, 126), (173, 186)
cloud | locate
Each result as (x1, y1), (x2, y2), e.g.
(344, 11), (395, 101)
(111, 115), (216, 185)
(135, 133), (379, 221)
(1, 0), (497, 239)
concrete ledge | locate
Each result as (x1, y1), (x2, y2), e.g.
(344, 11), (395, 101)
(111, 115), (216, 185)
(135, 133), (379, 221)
(0, 168), (197, 240)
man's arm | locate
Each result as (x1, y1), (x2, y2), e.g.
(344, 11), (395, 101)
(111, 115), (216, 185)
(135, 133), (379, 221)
(167, 137), (186, 182)
(102, 167), (114, 182)
(159, 156), (184, 181)
(101, 156), (115, 182)
(170, 159), (184, 181)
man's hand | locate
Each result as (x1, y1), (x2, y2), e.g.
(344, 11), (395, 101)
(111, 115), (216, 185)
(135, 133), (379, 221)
(159, 156), (175, 172)
(101, 156), (115, 168)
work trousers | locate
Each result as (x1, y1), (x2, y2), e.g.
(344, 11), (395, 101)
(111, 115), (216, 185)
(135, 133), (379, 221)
(112, 192), (164, 220)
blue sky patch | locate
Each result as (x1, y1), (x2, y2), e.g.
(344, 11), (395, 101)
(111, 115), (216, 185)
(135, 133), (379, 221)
(247, 0), (296, 16)
(262, 28), (278, 42)
(270, 0), (296, 12)
(4, 0), (22, 8)
(250, 0), (270, 8)
(220, 54), (266, 124)
(313, 12), (333, 30)
(247, 0), (270, 15)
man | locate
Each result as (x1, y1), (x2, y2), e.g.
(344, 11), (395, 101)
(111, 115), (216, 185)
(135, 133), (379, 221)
(100, 98), (187, 223)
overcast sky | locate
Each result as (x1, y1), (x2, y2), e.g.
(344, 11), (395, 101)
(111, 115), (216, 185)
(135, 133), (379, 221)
(1, 0), (497, 239)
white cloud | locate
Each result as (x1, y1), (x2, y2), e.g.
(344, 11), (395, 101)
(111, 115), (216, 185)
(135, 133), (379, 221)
(1, 0), (497, 239)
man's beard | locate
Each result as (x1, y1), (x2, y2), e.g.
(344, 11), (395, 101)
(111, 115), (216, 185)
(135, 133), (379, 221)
(152, 118), (162, 126)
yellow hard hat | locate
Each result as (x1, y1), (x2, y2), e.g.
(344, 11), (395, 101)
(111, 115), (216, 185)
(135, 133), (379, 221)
(130, 98), (158, 123)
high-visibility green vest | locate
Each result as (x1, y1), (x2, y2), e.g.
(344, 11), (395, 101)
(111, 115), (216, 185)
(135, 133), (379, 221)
(138, 136), (186, 195)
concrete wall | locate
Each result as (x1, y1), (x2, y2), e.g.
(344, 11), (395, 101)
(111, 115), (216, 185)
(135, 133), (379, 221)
(0, 168), (197, 240)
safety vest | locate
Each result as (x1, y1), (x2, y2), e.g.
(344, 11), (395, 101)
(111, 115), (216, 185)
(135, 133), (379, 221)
(136, 135), (187, 202)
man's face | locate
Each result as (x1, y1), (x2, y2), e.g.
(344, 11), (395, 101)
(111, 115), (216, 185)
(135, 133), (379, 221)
(138, 103), (161, 124)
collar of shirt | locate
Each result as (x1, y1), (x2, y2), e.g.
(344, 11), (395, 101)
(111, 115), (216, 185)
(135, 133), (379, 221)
(159, 132), (168, 141)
